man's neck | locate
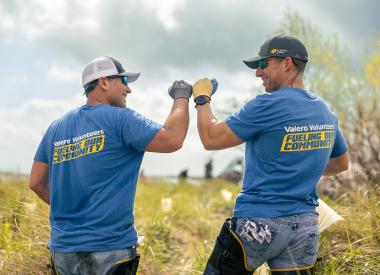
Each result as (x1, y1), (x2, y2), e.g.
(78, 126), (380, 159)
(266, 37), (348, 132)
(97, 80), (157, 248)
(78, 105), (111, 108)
(289, 79), (305, 90)
(279, 73), (305, 90)
(86, 93), (108, 106)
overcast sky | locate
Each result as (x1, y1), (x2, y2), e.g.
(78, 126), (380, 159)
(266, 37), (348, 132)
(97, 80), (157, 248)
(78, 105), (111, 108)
(1, 0), (379, 176)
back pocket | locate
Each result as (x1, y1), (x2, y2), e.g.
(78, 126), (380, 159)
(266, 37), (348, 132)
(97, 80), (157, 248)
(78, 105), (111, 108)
(299, 231), (320, 265)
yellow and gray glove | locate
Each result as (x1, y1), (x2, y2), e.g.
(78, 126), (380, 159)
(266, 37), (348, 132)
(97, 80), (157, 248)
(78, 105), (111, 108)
(192, 78), (218, 106)
(168, 80), (192, 100)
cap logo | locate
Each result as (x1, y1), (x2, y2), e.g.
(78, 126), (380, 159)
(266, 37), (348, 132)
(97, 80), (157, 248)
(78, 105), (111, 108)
(271, 48), (288, 54)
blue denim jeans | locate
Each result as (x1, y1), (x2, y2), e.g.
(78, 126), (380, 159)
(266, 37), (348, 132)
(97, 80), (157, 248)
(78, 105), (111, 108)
(204, 213), (319, 274)
(51, 246), (137, 275)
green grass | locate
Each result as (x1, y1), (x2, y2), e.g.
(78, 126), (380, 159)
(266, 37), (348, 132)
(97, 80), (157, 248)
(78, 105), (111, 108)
(0, 177), (379, 274)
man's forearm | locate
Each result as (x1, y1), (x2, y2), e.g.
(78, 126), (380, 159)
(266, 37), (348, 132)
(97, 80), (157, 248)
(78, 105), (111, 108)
(163, 98), (189, 146)
(29, 161), (50, 205)
(323, 152), (349, 176)
(31, 184), (50, 205)
(323, 163), (346, 176)
(193, 80), (243, 150)
(196, 103), (218, 148)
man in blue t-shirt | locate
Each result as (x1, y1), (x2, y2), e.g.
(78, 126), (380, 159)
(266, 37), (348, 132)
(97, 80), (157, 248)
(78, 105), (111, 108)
(29, 56), (192, 275)
(192, 35), (349, 274)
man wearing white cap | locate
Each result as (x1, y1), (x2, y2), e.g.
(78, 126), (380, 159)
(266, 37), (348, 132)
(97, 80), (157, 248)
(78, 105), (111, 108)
(29, 56), (192, 274)
(192, 35), (349, 274)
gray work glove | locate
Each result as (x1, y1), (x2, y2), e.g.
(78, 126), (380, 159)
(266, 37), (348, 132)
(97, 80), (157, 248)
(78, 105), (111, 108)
(168, 80), (192, 100)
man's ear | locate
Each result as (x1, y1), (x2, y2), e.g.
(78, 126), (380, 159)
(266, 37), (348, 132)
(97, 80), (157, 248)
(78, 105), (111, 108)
(98, 77), (109, 91)
(284, 57), (294, 72)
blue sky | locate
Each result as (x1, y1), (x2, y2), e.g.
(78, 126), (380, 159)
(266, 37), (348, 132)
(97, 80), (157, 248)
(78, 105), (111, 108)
(1, 0), (379, 176)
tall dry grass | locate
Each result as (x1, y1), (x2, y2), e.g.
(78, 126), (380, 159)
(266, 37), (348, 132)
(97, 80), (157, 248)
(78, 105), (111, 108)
(0, 177), (379, 274)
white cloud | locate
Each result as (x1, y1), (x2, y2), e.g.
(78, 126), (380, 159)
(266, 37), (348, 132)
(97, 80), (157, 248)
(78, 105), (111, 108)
(140, 0), (186, 30)
(0, 0), (101, 40)
(0, 0), (185, 39)
(48, 65), (81, 83)
(0, 96), (82, 142)
(0, 95), (83, 172)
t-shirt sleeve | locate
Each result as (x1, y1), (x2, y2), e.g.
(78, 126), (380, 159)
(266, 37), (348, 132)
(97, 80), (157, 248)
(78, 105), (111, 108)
(225, 95), (274, 141)
(331, 127), (348, 158)
(34, 132), (49, 163)
(118, 108), (163, 152)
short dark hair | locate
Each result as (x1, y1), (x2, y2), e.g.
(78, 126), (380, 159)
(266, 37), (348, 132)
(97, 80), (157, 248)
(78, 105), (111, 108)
(271, 57), (307, 73)
(83, 79), (98, 96)
(292, 59), (307, 73)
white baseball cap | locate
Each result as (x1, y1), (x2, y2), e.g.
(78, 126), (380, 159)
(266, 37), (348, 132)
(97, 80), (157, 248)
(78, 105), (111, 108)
(82, 56), (140, 87)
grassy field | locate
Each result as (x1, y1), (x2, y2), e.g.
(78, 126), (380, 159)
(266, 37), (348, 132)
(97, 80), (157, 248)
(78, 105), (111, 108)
(0, 177), (379, 274)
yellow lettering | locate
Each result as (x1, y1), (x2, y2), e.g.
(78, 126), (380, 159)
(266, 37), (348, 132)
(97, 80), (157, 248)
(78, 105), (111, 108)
(281, 131), (334, 152)
(53, 135), (105, 164)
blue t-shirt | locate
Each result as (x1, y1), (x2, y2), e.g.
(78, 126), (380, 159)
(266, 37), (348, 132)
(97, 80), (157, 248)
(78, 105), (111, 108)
(226, 88), (348, 218)
(34, 104), (162, 252)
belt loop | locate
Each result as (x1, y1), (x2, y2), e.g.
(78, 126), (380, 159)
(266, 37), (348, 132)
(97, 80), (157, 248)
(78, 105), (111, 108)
(231, 217), (237, 231)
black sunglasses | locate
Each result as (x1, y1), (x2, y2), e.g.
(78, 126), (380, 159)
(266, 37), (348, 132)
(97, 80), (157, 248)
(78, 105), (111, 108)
(258, 57), (298, 70)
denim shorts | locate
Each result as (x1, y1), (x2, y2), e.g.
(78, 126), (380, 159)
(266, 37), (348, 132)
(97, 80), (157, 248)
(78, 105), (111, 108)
(51, 246), (137, 275)
(204, 213), (319, 273)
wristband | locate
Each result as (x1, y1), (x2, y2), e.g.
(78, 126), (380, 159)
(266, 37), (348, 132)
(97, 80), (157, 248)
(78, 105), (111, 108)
(194, 95), (211, 106)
